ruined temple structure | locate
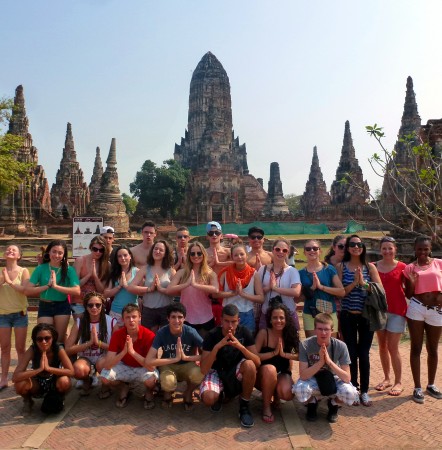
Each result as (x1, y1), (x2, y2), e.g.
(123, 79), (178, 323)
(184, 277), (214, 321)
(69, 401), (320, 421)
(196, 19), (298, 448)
(173, 52), (267, 222)
(0, 85), (51, 232)
(51, 123), (90, 218)
(381, 76), (422, 219)
(300, 146), (331, 217)
(89, 147), (103, 202)
(330, 121), (369, 205)
(86, 138), (129, 233)
(263, 162), (289, 216)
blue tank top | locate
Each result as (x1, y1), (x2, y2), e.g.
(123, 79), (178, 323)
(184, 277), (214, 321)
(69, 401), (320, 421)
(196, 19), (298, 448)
(110, 267), (139, 314)
(341, 263), (370, 312)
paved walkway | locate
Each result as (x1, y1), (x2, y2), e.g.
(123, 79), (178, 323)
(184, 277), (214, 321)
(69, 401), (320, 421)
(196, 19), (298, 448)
(1, 334), (441, 449)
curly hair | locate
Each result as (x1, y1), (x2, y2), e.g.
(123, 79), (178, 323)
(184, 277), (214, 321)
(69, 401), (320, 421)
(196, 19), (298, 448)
(265, 303), (299, 353)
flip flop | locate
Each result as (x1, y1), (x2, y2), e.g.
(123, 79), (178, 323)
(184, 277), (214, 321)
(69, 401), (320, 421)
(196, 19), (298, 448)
(388, 387), (404, 396)
(98, 387), (112, 399)
(144, 397), (156, 410)
(116, 390), (132, 408)
(262, 413), (275, 424)
(183, 401), (194, 412)
(0, 385), (8, 391)
(375, 382), (392, 391)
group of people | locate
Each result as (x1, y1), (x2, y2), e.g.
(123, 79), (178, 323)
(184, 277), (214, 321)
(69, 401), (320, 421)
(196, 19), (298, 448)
(0, 221), (441, 427)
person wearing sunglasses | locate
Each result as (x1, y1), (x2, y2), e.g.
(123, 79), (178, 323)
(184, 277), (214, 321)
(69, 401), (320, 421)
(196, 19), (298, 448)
(257, 238), (301, 331)
(72, 236), (110, 319)
(205, 221), (233, 326)
(25, 240), (80, 344)
(0, 245), (30, 391)
(167, 242), (218, 338)
(299, 240), (345, 338)
(247, 226), (273, 269)
(13, 323), (74, 414)
(372, 236), (407, 397)
(65, 292), (115, 396)
(403, 235), (442, 404)
(337, 234), (382, 406)
(215, 243), (264, 334)
(173, 226), (191, 271)
(126, 240), (176, 333)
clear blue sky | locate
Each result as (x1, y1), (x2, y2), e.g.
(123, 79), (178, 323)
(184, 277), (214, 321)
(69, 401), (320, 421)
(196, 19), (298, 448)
(1, 0), (441, 199)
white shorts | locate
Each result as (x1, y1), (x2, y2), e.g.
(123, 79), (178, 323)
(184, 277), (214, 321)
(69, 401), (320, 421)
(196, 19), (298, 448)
(101, 362), (159, 383)
(406, 298), (442, 327)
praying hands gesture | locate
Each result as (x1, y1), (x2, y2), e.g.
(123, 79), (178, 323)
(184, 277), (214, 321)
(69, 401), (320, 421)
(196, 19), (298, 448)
(120, 271), (128, 288)
(172, 337), (191, 362)
(48, 270), (57, 288)
(312, 272), (322, 291)
(2, 268), (12, 285)
(319, 343), (331, 366)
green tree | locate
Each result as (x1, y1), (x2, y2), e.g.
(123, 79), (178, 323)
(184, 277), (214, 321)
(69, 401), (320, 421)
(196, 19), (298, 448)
(130, 159), (190, 218)
(0, 97), (30, 198)
(284, 193), (302, 216)
(121, 193), (138, 216)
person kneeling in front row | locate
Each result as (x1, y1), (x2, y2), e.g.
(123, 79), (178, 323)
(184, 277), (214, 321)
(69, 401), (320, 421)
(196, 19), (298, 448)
(293, 313), (358, 423)
(99, 303), (158, 408)
(200, 304), (261, 428)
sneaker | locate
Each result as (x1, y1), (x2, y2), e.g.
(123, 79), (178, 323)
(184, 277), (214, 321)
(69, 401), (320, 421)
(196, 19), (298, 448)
(360, 392), (372, 407)
(306, 401), (318, 421)
(413, 388), (425, 404)
(210, 391), (224, 412)
(327, 399), (339, 423)
(91, 375), (99, 387)
(426, 385), (442, 400)
(238, 399), (254, 428)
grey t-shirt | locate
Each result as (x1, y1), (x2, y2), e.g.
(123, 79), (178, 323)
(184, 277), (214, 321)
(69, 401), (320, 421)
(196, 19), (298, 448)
(152, 324), (203, 363)
(299, 336), (351, 370)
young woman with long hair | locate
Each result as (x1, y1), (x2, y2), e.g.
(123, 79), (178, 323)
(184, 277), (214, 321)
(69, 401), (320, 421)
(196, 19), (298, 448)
(166, 241), (218, 338)
(373, 236), (407, 396)
(126, 240), (176, 333)
(257, 238), (301, 331)
(404, 236), (442, 403)
(299, 240), (345, 338)
(65, 292), (115, 396)
(72, 236), (110, 318)
(0, 245), (30, 390)
(103, 245), (139, 329)
(215, 243), (264, 334)
(337, 234), (382, 406)
(25, 240), (80, 343)
(12, 323), (74, 413)
(255, 303), (298, 423)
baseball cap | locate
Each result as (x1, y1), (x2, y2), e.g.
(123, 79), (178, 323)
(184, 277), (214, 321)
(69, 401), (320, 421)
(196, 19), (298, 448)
(206, 221), (222, 233)
(100, 226), (115, 234)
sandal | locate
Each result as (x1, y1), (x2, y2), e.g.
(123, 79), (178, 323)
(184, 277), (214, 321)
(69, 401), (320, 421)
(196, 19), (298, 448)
(388, 385), (404, 396)
(262, 413), (274, 424)
(116, 390), (132, 408)
(144, 396), (156, 410)
(183, 401), (194, 412)
(98, 387), (112, 399)
(375, 382), (392, 392)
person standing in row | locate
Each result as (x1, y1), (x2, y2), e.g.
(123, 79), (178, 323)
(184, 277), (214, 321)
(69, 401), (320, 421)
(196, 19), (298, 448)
(131, 221), (157, 269)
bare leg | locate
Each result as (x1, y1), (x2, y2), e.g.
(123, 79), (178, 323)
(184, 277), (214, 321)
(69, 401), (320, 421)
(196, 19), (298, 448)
(239, 360), (257, 401)
(14, 326), (27, 366)
(386, 331), (403, 391)
(407, 318), (425, 388)
(53, 315), (71, 344)
(375, 330), (391, 388)
(256, 364), (277, 418)
(424, 323), (442, 386)
(0, 328), (12, 387)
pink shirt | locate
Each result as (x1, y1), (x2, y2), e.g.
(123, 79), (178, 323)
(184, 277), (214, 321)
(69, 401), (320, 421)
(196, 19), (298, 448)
(180, 285), (213, 325)
(403, 258), (442, 295)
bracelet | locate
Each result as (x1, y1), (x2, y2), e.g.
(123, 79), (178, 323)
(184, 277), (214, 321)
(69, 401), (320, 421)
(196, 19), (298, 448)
(98, 340), (102, 349)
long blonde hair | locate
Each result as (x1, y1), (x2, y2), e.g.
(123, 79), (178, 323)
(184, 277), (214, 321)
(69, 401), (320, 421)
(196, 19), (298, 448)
(181, 241), (212, 285)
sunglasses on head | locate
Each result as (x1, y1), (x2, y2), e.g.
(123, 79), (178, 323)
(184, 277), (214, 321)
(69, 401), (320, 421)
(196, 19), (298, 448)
(305, 246), (320, 252)
(336, 244), (345, 250)
(177, 235), (189, 239)
(349, 242), (364, 248)
(274, 247), (288, 254)
(87, 303), (102, 309)
(91, 246), (105, 254)
(36, 336), (52, 343)
(207, 231), (221, 237)
(380, 236), (396, 243)
(249, 235), (263, 240)
(190, 251), (203, 257)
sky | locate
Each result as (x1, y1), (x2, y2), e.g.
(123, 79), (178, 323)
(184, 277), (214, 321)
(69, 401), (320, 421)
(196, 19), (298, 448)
(1, 0), (442, 200)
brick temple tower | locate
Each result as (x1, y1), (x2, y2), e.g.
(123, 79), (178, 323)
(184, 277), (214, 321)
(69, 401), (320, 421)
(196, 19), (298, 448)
(263, 162), (289, 216)
(330, 121), (369, 205)
(174, 52), (267, 222)
(51, 123), (90, 218)
(89, 146), (103, 202)
(0, 85), (51, 231)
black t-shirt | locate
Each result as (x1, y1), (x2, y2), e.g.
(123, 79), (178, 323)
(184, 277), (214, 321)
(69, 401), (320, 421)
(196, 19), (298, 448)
(203, 325), (254, 372)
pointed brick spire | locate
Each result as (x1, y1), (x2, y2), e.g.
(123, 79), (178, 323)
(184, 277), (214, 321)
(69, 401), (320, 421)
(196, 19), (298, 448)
(89, 147), (103, 202)
(399, 76), (421, 135)
(62, 123), (77, 161)
(263, 162), (289, 216)
(8, 85), (29, 138)
(301, 146), (330, 216)
(106, 138), (117, 169)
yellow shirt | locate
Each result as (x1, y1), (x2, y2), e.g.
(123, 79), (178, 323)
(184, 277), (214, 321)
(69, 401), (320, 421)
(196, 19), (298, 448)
(0, 267), (28, 315)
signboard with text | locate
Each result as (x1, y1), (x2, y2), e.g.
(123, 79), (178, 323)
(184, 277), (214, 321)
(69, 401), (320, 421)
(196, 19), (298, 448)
(72, 217), (103, 258)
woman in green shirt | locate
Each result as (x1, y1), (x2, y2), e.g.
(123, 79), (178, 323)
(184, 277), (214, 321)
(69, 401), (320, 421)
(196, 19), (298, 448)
(25, 240), (80, 343)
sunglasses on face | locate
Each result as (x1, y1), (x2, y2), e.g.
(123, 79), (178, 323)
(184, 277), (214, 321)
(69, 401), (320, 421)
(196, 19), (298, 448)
(190, 251), (203, 257)
(336, 244), (345, 250)
(274, 247), (288, 254)
(349, 242), (364, 248)
(36, 336), (52, 343)
(207, 231), (221, 237)
(87, 303), (102, 309)
(249, 235), (263, 240)
(91, 246), (105, 254)
(305, 246), (320, 252)
(177, 235), (189, 239)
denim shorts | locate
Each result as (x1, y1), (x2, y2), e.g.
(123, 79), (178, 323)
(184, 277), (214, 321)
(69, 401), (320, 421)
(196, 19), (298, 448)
(385, 312), (406, 333)
(0, 312), (29, 328)
(38, 300), (72, 318)
(71, 304), (85, 315)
